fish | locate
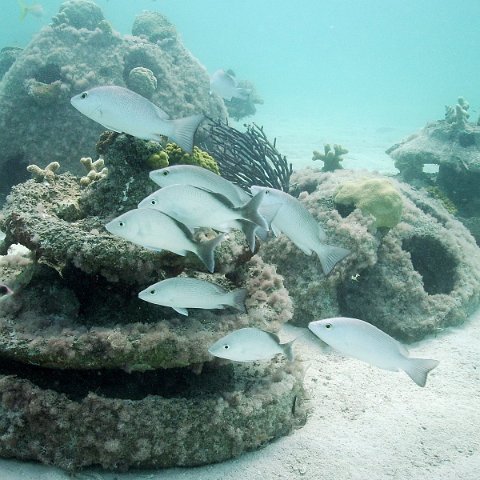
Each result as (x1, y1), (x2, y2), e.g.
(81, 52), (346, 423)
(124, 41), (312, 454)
(138, 277), (247, 316)
(149, 165), (251, 207)
(70, 86), (204, 153)
(208, 327), (295, 362)
(250, 186), (350, 275)
(209, 69), (250, 101)
(148, 166), (268, 251)
(18, 0), (43, 20)
(105, 208), (224, 272)
(308, 317), (439, 387)
(138, 184), (268, 233)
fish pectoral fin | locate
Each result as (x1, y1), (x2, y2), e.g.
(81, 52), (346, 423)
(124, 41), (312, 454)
(172, 306), (189, 316)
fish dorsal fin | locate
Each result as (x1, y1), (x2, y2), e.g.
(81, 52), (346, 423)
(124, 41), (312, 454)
(163, 212), (195, 239)
(153, 104), (170, 120)
(204, 189), (237, 208)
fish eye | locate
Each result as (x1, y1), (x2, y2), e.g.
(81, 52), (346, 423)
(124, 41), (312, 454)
(150, 199), (156, 205)
(80, 92), (88, 99)
(118, 221), (125, 227)
(149, 289), (155, 295)
(162, 171), (169, 176)
(325, 323), (332, 329)
(223, 344), (230, 349)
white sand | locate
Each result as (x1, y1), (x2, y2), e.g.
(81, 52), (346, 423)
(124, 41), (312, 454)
(1, 115), (479, 479)
(1, 307), (479, 480)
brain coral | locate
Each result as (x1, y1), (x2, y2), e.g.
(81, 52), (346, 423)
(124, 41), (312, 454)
(334, 177), (403, 228)
(261, 168), (480, 341)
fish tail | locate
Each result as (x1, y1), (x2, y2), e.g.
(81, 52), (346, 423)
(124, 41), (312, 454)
(17, 0), (27, 21)
(228, 288), (247, 313)
(239, 190), (268, 230)
(313, 244), (350, 275)
(282, 339), (296, 362)
(237, 220), (257, 252)
(196, 233), (225, 273)
(167, 114), (204, 153)
(403, 358), (439, 387)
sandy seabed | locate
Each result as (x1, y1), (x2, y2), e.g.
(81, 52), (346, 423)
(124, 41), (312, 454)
(1, 307), (479, 480)
(1, 115), (478, 479)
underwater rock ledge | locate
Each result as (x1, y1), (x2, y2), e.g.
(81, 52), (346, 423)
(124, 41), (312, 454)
(0, 359), (306, 471)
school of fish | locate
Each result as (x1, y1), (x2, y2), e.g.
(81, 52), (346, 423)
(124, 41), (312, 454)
(70, 84), (439, 388)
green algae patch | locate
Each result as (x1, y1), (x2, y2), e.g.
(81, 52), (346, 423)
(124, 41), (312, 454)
(335, 177), (403, 228)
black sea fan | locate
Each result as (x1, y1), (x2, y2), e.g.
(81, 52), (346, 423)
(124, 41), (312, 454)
(203, 119), (293, 192)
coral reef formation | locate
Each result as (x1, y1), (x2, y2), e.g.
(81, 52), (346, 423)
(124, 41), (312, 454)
(204, 120), (293, 191)
(387, 97), (480, 244)
(127, 66), (157, 99)
(79, 157), (108, 187)
(0, 129), (305, 469)
(26, 161), (61, 182)
(261, 168), (480, 341)
(312, 144), (348, 172)
(334, 178), (403, 228)
(0, 0), (225, 203)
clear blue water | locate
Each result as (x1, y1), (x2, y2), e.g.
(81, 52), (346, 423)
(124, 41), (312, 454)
(2, 0), (480, 131)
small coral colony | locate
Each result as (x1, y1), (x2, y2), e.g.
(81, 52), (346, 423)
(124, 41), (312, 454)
(69, 80), (438, 387)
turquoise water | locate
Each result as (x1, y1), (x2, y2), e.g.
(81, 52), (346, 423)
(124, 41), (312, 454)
(2, 0), (480, 130)
(0, 2), (480, 479)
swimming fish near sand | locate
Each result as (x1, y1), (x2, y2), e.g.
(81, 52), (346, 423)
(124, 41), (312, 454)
(308, 317), (439, 387)
(250, 186), (350, 275)
(139, 184), (268, 233)
(208, 327), (295, 362)
(70, 86), (204, 153)
(105, 208), (224, 272)
(210, 69), (250, 101)
(138, 277), (247, 316)
(149, 165), (251, 207)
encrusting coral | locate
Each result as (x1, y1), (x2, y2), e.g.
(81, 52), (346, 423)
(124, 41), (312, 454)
(164, 143), (220, 174)
(312, 144), (348, 172)
(26, 162), (61, 183)
(334, 177), (403, 229)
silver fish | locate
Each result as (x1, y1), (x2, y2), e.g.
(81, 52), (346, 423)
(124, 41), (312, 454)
(149, 165), (251, 207)
(138, 277), (247, 316)
(105, 208), (224, 272)
(70, 86), (203, 153)
(208, 327), (294, 362)
(308, 317), (439, 387)
(251, 186), (350, 275)
(210, 69), (250, 101)
(138, 184), (268, 232)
